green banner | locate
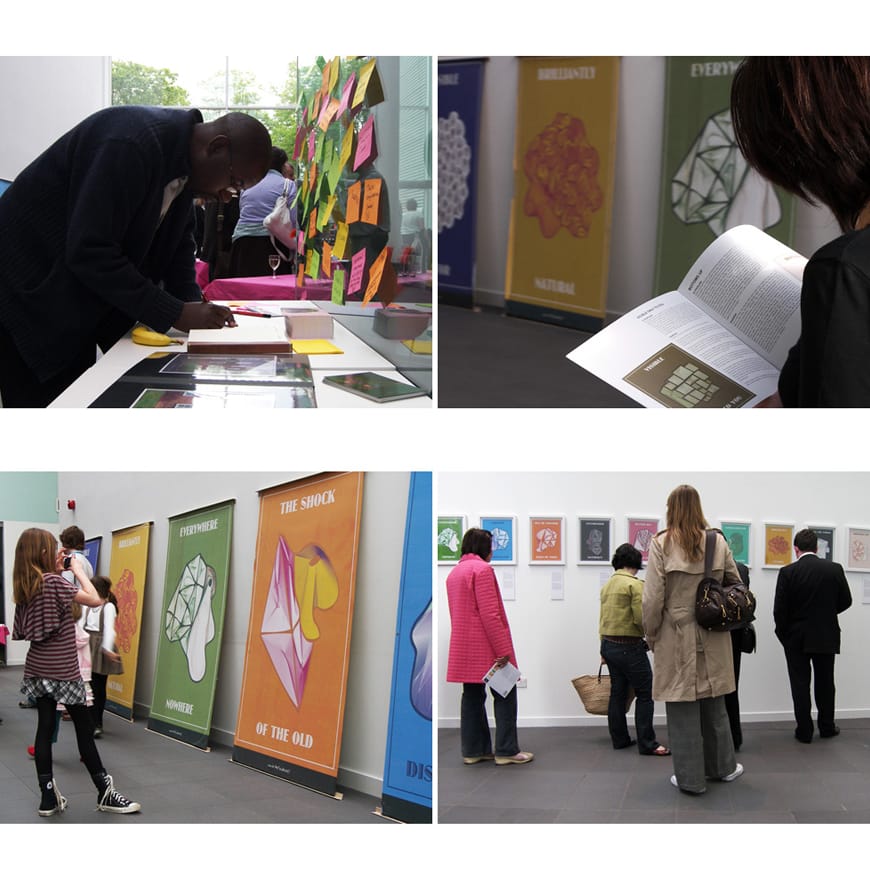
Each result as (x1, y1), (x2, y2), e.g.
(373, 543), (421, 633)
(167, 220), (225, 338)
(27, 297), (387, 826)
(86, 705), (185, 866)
(654, 57), (795, 296)
(147, 500), (234, 749)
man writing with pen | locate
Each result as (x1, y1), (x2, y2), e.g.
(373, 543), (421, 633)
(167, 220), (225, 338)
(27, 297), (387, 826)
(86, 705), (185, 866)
(0, 106), (273, 407)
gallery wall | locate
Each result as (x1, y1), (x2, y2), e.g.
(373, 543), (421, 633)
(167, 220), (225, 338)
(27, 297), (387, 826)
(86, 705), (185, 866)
(461, 56), (841, 316)
(437, 471), (870, 729)
(8, 470), (415, 798)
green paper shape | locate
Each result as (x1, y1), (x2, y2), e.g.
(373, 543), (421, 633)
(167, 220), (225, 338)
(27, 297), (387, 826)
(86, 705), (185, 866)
(331, 269), (346, 305)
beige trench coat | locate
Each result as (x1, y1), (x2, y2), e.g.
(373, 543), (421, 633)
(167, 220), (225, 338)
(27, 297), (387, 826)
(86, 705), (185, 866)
(642, 530), (741, 702)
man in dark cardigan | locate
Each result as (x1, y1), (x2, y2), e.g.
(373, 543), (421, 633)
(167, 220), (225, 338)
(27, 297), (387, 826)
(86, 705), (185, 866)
(0, 106), (272, 407)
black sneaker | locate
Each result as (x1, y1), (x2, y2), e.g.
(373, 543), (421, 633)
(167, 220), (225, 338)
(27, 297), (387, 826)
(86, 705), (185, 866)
(38, 780), (68, 817)
(96, 775), (141, 814)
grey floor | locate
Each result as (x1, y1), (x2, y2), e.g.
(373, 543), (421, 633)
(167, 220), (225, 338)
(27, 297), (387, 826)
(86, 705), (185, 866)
(438, 303), (640, 408)
(439, 720), (870, 823)
(0, 665), (390, 824)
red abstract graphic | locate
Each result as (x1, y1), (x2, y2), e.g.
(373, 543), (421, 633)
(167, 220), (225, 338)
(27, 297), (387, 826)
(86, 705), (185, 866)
(114, 569), (139, 653)
(767, 535), (789, 556)
(523, 113), (603, 239)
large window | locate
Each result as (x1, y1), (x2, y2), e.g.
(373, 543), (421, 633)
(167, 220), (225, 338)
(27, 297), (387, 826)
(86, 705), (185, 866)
(111, 55), (432, 263)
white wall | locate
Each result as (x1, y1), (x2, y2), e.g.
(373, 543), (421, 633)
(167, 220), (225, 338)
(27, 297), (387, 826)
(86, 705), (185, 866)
(437, 471), (870, 729)
(0, 56), (107, 180)
(53, 470), (413, 798)
(467, 56), (842, 315)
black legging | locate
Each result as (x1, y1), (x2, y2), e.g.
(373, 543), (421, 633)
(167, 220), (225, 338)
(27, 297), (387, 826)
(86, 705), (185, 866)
(90, 672), (107, 729)
(35, 695), (103, 780)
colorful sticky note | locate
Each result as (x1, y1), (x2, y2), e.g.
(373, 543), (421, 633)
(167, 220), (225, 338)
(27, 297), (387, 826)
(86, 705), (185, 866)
(321, 195), (337, 228)
(308, 130), (317, 162)
(361, 177), (382, 225)
(326, 147), (343, 193)
(346, 181), (362, 224)
(331, 267), (346, 305)
(306, 249), (321, 279)
(317, 96), (340, 133)
(376, 258), (400, 308)
(333, 222), (349, 259)
(339, 124), (355, 173)
(293, 125), (306, 161)
(352, 58), (385, 109)
(308, 207), (318, 239)
(297, 230), (305, 256)
(362, 246), (391, 307)
(338, 73), (356, 117)
(297, 263), (305, 287)
(353, 116), (378, 171)
(348, 248), (366, 296)
(322, 241), (333, 278)
(328, 56), (340, 94)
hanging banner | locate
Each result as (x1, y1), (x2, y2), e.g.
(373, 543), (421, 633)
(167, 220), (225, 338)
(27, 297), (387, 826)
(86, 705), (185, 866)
(654, 56), (795, 296)
(105, 521), (151, 721)
(147, 500), (234, 750)
(233, 472), (364, 797)
(505, 57), (620, 330)
(438, 58), (486, 307)
(83, 536), (101, 575)
(380, 472), (432, 823)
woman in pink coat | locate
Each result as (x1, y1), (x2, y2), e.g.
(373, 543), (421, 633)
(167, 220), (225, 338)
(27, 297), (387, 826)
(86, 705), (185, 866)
(446, 528), (533, 766)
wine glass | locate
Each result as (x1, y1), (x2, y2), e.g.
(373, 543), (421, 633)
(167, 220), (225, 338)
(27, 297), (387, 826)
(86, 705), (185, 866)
(268, 254), (280, 279)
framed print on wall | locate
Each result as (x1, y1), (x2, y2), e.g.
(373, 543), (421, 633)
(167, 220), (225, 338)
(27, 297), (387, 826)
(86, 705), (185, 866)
(719, 521), (751, 566)
(626, 517), (660, 564)
(764, 522), (794, 568)
(847, 527), (870, 572)
(806, 525), (835, 562)
(578, 517), (613, 565)
(529, 516), (565, 565)
(479, 515), (517, 565)
(437, 515), (466, 565)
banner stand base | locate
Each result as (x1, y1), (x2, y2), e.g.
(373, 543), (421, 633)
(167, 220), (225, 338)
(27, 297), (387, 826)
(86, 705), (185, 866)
(505, 299), (604, 333)
(438, 285), (474, 308)
(146, 720), (212, 752)
(373, 806), (403, 824)
(228, 757), (344, 801)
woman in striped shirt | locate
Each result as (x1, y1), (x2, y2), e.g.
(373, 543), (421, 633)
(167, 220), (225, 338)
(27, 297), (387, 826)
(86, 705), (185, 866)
(12, 528), (141, 817)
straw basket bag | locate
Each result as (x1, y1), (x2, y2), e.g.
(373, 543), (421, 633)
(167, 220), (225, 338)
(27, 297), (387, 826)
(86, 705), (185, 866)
(571, 664), (635, 715)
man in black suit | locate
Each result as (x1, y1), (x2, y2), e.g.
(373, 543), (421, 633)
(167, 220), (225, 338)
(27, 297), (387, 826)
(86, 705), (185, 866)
(774, 528), (852, 743)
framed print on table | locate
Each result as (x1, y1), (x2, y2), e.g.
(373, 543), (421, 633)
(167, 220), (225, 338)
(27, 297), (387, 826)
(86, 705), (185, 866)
(578, 517), (612, 565)
(437, 515), (466, 565)
(479, 515), (517, 565)
(847, 527), (870, 572)
(529, 516), (565, 565)
(764, 522), (794, 568)
(719, 521), (751, 566)
(806, 524), (835, 562)
(626, 517), (660, 564)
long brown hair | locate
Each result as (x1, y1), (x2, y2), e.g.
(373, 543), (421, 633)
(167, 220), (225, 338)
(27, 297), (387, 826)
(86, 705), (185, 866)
(13, 528), (57, 604)
(664, 485), (708, 562)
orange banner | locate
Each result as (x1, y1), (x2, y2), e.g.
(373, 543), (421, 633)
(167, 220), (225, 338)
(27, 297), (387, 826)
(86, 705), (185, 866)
(105, 522), (151, 720)
(233, 472), (364, 791)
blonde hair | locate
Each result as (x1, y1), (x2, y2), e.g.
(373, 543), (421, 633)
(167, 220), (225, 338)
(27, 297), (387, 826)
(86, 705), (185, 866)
(13, 528), (56, 604)
(664, 485), (708, 562)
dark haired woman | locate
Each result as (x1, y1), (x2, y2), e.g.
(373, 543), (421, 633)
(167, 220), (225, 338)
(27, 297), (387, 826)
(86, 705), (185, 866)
(732, 57), (870, 406)
(12, 528), (140, 816)
(445, 527), (534, 766)
(643, 486), (743, 794)
(599, 542), (669, 756)
(82, 575), (123, 738)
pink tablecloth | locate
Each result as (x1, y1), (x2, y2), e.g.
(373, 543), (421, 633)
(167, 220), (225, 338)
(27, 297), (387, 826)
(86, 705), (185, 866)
(203, 272), (433, 303)
(195, 259), (210, 290)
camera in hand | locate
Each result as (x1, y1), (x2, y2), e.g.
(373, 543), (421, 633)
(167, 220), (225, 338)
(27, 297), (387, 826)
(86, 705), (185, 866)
(63, 555), (72, 570)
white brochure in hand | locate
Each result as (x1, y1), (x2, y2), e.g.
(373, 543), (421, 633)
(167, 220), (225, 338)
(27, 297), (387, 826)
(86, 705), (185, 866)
(482, 661), (521, 698)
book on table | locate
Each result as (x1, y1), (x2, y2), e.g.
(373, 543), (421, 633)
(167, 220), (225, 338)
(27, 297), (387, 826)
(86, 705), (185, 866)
(566, 225), (807, 408)
(186, 319), (292, 355)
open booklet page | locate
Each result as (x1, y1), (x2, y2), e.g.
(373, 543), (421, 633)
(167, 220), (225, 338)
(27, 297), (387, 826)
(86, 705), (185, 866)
(482, 661), (521, 699)
(567, 225), (807, 408)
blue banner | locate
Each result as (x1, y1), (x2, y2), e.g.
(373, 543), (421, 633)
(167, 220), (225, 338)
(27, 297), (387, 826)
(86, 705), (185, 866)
(83, 536), (102, 574)
(380, 472), (432, 823)
(438, 59), (485, 304)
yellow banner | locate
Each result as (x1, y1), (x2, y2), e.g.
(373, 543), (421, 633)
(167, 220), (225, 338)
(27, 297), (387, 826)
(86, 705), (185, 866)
(106, 522), (151, 719)
(505, 57), (620, 326)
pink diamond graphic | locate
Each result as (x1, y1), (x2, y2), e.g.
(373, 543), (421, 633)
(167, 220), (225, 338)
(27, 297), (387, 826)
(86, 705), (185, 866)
(261, 537), (313, 708)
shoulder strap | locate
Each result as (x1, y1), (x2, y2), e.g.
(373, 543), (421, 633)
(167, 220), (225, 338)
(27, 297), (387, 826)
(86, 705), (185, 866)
(704, 529), (716, 576)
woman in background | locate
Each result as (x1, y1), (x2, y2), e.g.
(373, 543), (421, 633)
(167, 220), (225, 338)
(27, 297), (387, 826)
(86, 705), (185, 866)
(445, 528), (534, 766)
(642, 485), (743, 794)
(82, 575), (123, 738)
(599, 542), (669, 756)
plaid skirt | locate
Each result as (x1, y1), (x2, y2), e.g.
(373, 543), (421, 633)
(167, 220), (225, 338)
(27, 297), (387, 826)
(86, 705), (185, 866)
(21, 676), (88, 707)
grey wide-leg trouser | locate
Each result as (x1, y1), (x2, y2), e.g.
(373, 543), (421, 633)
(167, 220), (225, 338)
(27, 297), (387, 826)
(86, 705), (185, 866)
(665, 696), (737, 793)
